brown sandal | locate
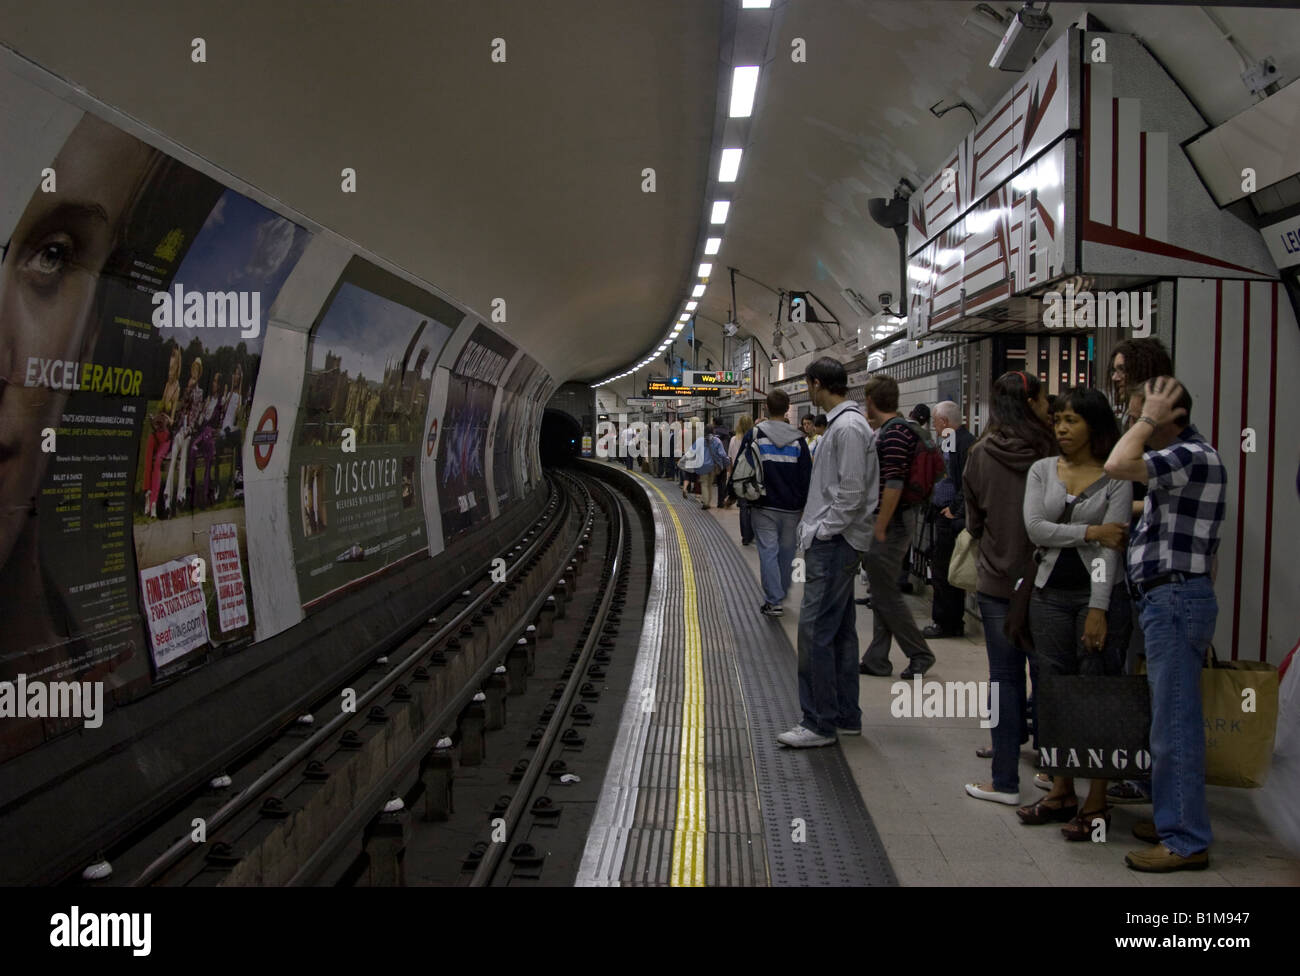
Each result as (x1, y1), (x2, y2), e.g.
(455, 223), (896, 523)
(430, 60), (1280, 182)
(1061, 806), (1112, 841)
(1017, 795), (1078, 825)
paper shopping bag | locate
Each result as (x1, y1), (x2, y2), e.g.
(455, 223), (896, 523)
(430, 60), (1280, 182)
(1202, 656), (1278, 788)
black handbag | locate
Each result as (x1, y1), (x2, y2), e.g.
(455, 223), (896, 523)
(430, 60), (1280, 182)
(1035, 671), (1152, 780)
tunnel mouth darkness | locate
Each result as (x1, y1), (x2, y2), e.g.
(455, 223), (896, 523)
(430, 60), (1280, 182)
(540, 408), (582, 466)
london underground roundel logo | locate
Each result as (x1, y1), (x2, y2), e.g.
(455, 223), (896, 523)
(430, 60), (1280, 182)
(252, 406), (279, 470)
(426, 417), (439, 458)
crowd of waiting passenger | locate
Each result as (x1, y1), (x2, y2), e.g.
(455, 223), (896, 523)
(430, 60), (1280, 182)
(629, 337), (1231, 873)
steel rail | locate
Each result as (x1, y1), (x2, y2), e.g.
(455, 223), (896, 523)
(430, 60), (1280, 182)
(285, 472), (597, 885)
(469, 474), (626, 886)
(131, 477), (573, 887)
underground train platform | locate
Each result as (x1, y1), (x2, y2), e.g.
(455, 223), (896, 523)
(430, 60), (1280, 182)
(1, 0), (1298, 954)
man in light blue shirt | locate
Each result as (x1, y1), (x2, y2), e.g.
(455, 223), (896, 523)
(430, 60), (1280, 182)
(779, 358), (879, 748)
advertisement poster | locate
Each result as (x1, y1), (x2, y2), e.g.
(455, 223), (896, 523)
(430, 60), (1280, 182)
(0, 107), (224, 734)
(516, 372), (541, 496)
(139, 555), (210, 669)
(290, 258), (459, 609)
(502, 355), (542, 501)
(131, 187), (309, 669)
(438, 324), (516, 544)
(529, 374), (555, 488)
(208, 522), (250, 633)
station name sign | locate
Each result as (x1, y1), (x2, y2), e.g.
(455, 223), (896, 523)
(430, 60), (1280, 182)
(1261, 213), (1300, 271)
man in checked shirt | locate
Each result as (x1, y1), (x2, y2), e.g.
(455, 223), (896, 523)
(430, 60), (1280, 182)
(1105, 377), (1226, 873)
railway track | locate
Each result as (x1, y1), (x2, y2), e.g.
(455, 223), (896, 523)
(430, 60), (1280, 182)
(460, 473), (629, 886)
(62, 471), (625, 886)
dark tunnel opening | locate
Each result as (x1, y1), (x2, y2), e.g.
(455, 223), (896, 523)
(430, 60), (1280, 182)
(539, 409), (582, 467)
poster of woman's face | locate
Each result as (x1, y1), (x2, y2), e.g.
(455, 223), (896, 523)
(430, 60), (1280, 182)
(0, 114), (156, 586)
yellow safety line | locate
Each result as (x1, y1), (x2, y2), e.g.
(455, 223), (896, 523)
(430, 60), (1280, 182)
(629, 469), (707, 886)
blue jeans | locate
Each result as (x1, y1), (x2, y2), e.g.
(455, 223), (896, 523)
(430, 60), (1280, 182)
(979, 592), (1026, 794)
(1138, 576), (1217, 856)
(796, 534), (864, 737)
(751, 507), (798, 605)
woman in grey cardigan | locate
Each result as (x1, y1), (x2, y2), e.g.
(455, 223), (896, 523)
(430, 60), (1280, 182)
(1016, 387), (1131, 840)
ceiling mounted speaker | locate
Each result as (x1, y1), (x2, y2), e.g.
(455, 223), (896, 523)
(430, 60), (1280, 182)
(868, 184), (915, 318)
(868, 195), (909, 230)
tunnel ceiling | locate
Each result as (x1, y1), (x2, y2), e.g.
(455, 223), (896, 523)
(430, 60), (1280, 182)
(689, 1), (1300, 390)
(4, 1), (1298, 391)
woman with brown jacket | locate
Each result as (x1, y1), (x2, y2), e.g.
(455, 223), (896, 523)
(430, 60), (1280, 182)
(962, 371), (1055, 805)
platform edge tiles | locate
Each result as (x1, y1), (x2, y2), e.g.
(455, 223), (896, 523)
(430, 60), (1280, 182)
(578, 465), (897, 887)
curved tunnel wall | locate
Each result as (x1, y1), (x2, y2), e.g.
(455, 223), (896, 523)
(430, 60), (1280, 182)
(0, 59), (554, 769)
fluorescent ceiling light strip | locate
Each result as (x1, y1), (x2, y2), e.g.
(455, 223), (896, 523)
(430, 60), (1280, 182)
(730, 66), (760, 118)
(705, 237), (721, 255)
(692, 284), (706, 297)
(698, 262), (712, 278)
(718, 148), (742, 182)
(710, 200), (730, 223)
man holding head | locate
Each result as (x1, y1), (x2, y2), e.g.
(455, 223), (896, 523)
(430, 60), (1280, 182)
(1105, 377), (1226, 873)
(779, 358), (877, 748)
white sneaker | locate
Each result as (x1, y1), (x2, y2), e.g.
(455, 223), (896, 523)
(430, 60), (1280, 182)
(964, 782), (1020, 805)
(777, 725), (835, 748)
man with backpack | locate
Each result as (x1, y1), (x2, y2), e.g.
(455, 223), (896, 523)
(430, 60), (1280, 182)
(732, 390), (812, 618)
(684, 421), (730, 510)
(859, 374), (941, 678)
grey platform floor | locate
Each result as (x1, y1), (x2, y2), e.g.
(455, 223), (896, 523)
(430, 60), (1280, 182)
(579, 464), (897, 886)
(695, 485), (1300, 887)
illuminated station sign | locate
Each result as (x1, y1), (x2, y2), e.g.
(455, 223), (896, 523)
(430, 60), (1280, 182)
(684, 370), (737, 387)
(645, 370), (746, 398)
(646, 380), (718, 398)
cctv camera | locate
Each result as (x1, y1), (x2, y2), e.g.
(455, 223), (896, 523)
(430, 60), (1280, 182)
(878, 292), (893, 308)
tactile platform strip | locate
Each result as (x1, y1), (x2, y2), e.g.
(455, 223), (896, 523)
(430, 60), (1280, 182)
(575, 474), (675, 886)
(658, 486), (897, 887)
